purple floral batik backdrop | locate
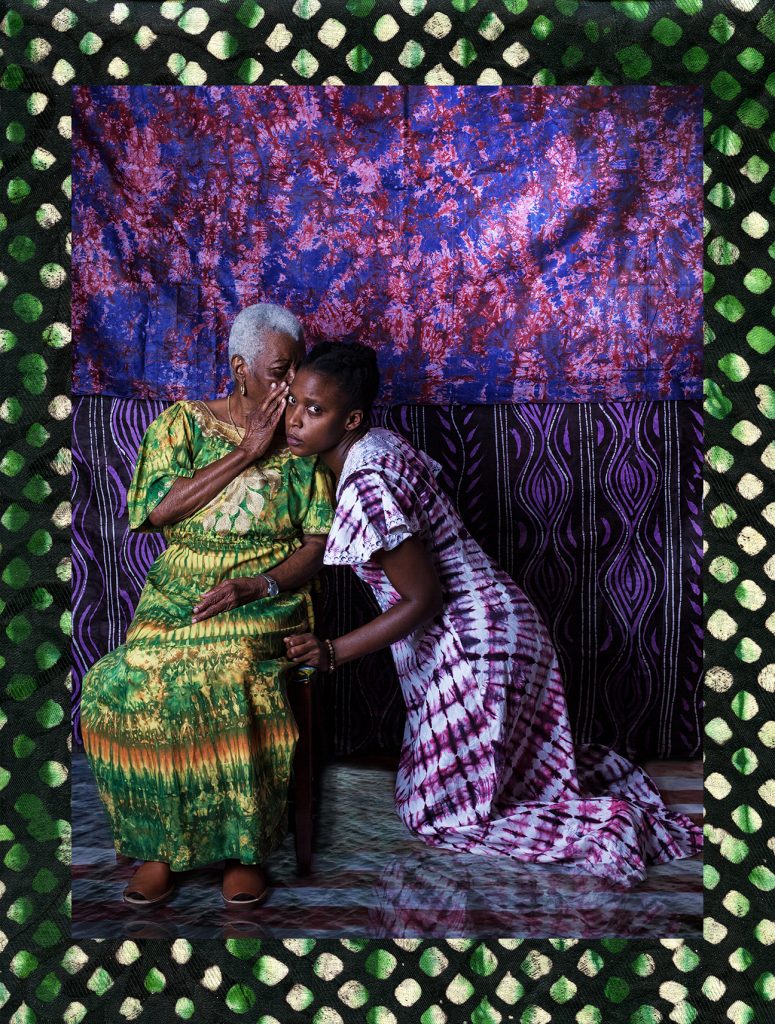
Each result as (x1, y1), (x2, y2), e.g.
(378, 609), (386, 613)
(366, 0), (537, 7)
(71, 85), (703, 759)
(72, 85), (703, 405)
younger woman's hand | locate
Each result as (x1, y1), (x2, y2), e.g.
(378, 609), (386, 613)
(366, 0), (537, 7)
(238, 382), (289, 461)
(284, 632), (327, 668)
(192, 577), (264, 623)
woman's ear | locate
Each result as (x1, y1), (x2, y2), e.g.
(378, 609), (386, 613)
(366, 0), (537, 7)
(231, 354), (246, 385)
(345, 409), (363, 432)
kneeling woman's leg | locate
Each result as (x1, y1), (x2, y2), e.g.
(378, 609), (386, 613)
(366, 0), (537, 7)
(80, 635), (299, 874)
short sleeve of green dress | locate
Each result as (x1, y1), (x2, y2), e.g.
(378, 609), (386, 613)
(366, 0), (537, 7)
(289, 455), (336, 537)
(127, 402), (196, 531)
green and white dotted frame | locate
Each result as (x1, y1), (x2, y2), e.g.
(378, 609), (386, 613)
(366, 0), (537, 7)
(2, 2), (775, 1022)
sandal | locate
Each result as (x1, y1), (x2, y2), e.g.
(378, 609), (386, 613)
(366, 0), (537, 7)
(122, 862), (175, 906)
(222, 861), (268, 906)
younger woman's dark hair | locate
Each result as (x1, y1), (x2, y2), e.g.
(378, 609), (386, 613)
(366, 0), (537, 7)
(303, 341), (380, 418)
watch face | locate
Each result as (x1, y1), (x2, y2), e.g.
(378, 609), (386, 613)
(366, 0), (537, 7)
(265, 575), (279, 596)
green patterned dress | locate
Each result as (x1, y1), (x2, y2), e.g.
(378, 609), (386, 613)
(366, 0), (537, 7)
(80, 401), (334, 870)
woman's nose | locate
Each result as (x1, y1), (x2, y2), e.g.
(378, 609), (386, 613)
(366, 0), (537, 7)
(286, 403), (301, 428)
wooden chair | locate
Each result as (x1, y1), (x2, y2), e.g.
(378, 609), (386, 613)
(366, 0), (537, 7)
(286, 666), (319, 876)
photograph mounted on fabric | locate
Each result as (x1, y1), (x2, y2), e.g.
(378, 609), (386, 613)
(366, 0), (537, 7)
(71, 85), (704, 941)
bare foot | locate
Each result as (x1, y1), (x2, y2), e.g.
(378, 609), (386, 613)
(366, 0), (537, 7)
(123, 861), (174, 905)
(222, 861), (267, 904)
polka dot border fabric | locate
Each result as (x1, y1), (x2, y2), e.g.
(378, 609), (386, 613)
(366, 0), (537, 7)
(1, 2), (774, 1021)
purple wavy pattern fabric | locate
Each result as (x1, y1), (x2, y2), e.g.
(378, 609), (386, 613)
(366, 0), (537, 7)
(72, 85), (702, 404)
(71, 396), (168, 718)
(71, 396), (702, 759)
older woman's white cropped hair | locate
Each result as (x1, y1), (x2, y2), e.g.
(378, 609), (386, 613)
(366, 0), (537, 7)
(228, 303), (304, 372)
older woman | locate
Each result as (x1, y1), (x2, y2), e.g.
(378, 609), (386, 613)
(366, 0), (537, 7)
(80, 304), (334, 906)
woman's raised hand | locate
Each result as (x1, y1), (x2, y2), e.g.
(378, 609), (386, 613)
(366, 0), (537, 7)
(238, 382), (289, 461)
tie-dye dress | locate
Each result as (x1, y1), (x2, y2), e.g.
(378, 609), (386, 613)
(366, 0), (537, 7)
(323, 428), (702, 888)
(80, 401), (334, 871)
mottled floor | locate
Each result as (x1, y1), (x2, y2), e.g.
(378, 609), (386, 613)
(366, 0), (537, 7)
(72, 752), (702, 940)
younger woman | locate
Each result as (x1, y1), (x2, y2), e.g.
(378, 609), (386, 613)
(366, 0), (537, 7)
(283, 341), (702, 888)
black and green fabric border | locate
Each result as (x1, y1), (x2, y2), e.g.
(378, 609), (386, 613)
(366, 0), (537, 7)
(1, 2), (773, 1021)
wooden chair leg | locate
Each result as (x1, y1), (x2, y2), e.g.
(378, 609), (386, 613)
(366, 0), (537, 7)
(293, 674), (314, 876)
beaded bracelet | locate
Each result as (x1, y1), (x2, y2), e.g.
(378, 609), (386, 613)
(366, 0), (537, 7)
(324, 639), (336, 673)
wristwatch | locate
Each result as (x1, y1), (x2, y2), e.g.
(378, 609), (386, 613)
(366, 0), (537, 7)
(260, 573), (280, 598)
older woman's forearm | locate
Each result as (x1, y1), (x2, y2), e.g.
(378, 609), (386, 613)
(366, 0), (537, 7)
(147, 447), (253, 527)
(269, 535), (327, 592)
(190, 535), (328, 623)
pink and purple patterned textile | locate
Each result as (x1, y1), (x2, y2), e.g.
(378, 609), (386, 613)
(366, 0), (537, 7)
(322, 429), (701, 887)
(72, 85), (702, 405)
(71, 395), (702, 759)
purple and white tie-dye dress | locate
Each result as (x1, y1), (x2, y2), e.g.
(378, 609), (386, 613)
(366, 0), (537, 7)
(323, 429), (702, 888)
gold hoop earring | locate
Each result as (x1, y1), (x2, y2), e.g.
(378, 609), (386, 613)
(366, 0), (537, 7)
(239, 380), (246, 397)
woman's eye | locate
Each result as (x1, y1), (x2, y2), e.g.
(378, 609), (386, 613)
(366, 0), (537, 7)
(287, 395), (296, 406)
(309, 405), (322, 415)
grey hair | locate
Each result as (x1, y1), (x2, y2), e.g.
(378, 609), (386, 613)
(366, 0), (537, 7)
(228, 303), (304, 372)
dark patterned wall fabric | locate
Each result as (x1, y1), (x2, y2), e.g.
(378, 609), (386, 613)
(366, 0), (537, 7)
(72, 395), (703, 759)
(72, 84), (703, 404)
(3, 2), (774, 1023)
